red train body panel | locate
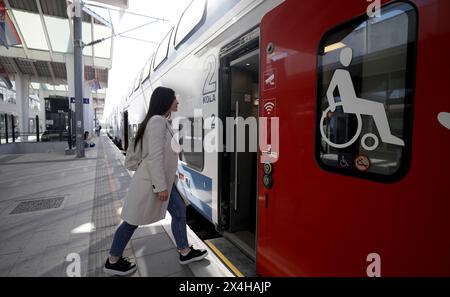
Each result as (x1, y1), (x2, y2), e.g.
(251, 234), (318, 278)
(257, 0), (450, 276)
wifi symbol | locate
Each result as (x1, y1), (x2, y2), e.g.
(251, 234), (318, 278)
(264, 102), (275, 115)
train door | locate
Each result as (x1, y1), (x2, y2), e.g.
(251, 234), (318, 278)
(257, 0), (450, 277)
(219, 28), (260, 259)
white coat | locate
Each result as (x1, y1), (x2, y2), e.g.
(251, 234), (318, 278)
(121, 115), (179, 226)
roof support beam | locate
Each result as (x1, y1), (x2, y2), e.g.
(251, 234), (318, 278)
(35, 0), (54, 61)
(3, 0), (30, 58)
(30, 77), (67, 85)
(91, 15), (96, 69)
(108, 9), (114, 62)
(30, 62), (39, 77)
(0, 46), (112, 69)
(9, 58), (22, 75)
(90, 15), (99, 94)
(47, 61), (57, 85)
(67, 1), (75, 52)
(84, 2), (167, 22)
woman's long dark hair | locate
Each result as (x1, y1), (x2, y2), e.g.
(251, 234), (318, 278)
(134, 86), (175, 150)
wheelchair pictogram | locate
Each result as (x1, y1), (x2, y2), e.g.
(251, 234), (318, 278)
(320, 47), (405, 150)
(320, 102), (363, 149)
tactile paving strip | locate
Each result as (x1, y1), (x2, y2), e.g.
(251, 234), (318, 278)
(87, 138), (135, 276)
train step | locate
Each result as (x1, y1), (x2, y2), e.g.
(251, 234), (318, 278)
(205, 237), (256, 277)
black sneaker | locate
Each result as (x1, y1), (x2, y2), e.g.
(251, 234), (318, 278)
(179, 246), (208, 265)
(103, 257), (137, 276)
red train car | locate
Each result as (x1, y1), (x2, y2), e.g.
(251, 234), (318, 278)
(257, 0), (450, 276)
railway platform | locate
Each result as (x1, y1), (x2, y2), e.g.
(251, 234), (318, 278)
(1, 0), (448, 280)
(0, 135), (233, 277)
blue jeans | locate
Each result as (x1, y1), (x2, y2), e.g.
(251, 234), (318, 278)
(167, 186), (189, 250)
(109, 221), (138, 257)
(109, 186), (189, 257)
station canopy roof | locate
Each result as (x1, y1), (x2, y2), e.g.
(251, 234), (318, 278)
(0, 0), (128, 88)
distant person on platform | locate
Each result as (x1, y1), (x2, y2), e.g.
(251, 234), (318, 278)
(84, 131), (95, 148)
(95, 125), (101, 136)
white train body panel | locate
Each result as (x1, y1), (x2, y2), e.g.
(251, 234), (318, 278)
(107, 0), (284, 226)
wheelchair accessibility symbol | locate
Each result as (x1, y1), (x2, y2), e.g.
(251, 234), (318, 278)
(320, 47), (405, 151)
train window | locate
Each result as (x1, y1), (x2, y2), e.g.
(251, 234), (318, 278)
(316, 2), (417, 182)
(138, 69), (144, 86)
(132, 124), (138, 139)
(143, 54), (154, 82)
(154, 27), (174, 71)
(179, 117), (204, 171)
(133, 72), (141, 92)
(174, 0), (206, 49)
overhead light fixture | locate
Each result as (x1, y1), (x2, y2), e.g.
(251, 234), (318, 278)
(246, 63), (251, 66)
(324, 42), (346, 53)
(17, 57), (36, 63)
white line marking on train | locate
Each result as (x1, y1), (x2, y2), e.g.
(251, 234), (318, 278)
(438, 112), (450, 130)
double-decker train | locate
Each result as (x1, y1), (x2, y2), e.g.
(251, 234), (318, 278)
(106, 0), (450, 276)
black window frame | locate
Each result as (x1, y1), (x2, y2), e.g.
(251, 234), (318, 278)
(314, 1), (419, 183)
(174, 0), (207, 50)
(179, 117), (204, 172)
(153, 27), (174, 71)
(142, 53), (154, 83)
(133, 71), (142, 92)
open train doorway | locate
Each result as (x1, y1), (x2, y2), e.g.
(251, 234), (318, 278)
(219, 28), (260, 260)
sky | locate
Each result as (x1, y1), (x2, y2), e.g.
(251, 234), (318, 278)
(89, 0), (191, 121)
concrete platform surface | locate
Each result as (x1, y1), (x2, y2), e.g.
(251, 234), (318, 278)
(0, 135), (233, 277)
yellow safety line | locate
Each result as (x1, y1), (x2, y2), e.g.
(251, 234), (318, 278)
(204, 240), (244, 277)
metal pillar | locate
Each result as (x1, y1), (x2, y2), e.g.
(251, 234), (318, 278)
(16, 74), (30, 142)
(74, 0), (85, 157)
(68, 107), (72, 149)
(65, 46), (75, 150)
(36, 115), (40, 142)
(94, 108), (97, 135)
(4, 114), (8, 144)
(11, 114), (15, 142)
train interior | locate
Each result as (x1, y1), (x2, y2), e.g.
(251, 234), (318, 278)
(220, 45), (260, 260)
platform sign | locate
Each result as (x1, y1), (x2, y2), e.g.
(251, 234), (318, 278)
(70, 97), (90, 104)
